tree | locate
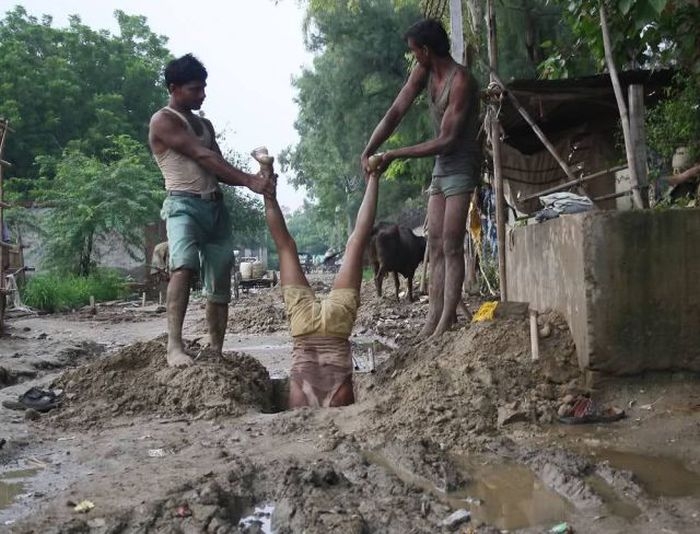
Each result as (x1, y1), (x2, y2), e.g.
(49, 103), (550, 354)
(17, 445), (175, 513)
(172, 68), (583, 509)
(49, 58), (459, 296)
(547, 0), (699, 73)
(0, 6), (171, 185)
(284, 0), (430, 241)
(36, 135), (164, 275)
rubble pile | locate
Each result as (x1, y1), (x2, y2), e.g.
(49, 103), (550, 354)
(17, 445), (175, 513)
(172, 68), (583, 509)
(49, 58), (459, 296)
(361, 311), (581, 449)
(50, 339), (274, 428)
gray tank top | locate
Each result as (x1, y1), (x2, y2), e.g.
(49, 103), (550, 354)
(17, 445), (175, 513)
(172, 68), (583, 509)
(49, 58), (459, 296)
(428, 67), (481, 176)
(154, 107), (220, 194)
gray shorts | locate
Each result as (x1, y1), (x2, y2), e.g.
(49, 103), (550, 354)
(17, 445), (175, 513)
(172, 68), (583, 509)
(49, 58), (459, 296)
(429, 171), (479, 197)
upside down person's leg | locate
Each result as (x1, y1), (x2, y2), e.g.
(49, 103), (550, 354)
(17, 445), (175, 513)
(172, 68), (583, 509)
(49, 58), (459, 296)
(333, 173), (380, 291)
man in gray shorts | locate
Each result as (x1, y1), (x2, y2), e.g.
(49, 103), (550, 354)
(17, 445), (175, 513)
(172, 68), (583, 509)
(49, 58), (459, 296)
(361, 19), (481, 339)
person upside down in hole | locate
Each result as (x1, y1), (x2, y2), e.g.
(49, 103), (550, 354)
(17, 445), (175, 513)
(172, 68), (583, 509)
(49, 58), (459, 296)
(263, 162), (381, 408)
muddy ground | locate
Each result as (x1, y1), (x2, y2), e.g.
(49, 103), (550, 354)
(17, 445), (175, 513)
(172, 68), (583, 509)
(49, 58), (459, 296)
(1, 274), (699, 533)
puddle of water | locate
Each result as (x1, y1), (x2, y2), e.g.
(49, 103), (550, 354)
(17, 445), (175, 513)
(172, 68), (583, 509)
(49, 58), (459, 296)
(585, 475), (641, 520)
(0, 469), (39, 511)
(591, 448), (700, 498)
(238, 503), (274, 533)
(451, 457), (572, 530)
(364, 451), (570, 530)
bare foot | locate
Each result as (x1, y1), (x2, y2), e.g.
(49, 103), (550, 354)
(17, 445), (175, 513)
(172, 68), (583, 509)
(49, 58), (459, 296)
(166, 345), (194, 367)
(428, 317), (456, 340)
(418, 319), (438, 340)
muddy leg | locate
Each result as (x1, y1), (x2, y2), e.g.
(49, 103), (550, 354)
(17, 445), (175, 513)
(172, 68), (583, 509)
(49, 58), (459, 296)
(167, 268), (194, 367)
(419, 194), (446, 339)
(393, 272), (400, 301)
(328, 377), (355, 407)
(206, 301), (228, 356)
(431, 192), (470, 338)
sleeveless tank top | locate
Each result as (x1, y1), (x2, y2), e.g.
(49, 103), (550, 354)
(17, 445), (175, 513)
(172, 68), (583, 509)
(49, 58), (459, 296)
(154, 106), (220, 194)
(428, 67), (481, 176)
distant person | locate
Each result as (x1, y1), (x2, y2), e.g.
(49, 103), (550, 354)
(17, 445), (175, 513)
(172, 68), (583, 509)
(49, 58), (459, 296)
(361, 19), (481, 339)
(148, 54), (274, 367)
(264, 171), (380, 408)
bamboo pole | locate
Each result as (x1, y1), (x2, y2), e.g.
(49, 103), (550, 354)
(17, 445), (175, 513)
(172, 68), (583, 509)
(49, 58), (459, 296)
(0, 120), (8, 330)
(486, 0), (507, 301)
(599, 6), (644, 209)
(484, 68), (577, 183)
(519, 165), (627, 202)
(449, 0), (464, 64)
(628, 84), (649, 207)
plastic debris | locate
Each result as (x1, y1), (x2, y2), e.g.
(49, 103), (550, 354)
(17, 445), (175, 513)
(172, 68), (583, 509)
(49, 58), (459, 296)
(74, 500), (95, 513)
(549, 522), (573, 533)
(175, 504), (192, 518)
(148, 448), (166, 457)
(440, 509), (471, 528)
(471, 301), (498, 322)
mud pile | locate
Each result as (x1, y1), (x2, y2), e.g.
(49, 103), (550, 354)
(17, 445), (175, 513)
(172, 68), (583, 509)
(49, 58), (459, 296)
(50, 339), (274, 428)
(355, 282), (431, 341)
(43, 448), (485, 534)
(361, 311), (580, 449)
(228, 289), (287, 334)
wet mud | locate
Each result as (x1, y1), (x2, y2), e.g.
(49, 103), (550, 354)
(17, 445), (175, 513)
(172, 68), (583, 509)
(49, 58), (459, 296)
(1, 276), (699, 533)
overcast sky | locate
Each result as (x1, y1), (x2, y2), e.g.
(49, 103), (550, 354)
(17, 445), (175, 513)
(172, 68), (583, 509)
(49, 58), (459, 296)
(7, 0), (313, 211)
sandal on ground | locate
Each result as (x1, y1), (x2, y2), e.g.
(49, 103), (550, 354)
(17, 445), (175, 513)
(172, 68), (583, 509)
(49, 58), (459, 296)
(2, 387), (62, 413)
(558, 397), (625, 425)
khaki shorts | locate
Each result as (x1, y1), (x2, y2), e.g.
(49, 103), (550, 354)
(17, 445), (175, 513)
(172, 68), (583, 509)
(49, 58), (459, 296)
(282, 285), (360, 338)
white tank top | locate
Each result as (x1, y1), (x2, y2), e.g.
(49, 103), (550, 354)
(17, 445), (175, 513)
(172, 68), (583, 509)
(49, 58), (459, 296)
(154, 106), (220, 194)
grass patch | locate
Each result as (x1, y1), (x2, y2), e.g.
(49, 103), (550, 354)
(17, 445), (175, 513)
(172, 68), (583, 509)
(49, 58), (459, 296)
(21, 270), (128, 313)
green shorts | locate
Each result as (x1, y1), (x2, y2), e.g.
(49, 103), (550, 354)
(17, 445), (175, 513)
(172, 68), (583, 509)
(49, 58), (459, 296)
(429, 170), (480, 197)
(161, 196), (233, 303)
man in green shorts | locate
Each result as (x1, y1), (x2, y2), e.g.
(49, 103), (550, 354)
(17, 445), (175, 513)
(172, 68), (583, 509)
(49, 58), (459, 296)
(264, 171), (380, 408)
(149, 54), (274, 367)
(361, 19), (481, 339)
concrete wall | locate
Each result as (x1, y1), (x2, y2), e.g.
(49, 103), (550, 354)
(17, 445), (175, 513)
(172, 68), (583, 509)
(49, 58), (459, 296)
(507, 209), (700, 375)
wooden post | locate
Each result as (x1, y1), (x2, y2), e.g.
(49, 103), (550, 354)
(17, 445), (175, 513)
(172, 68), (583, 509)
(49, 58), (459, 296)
(0, 120), (8, 331)
(600, 6), (644, 209)
(628, 84), (649, 207)
(449, 0), (464, 64)
(529, 309), (540, 361)
(486, 0), (507, 301)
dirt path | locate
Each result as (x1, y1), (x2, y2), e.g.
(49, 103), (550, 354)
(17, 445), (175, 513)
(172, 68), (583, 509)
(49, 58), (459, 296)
(1, 282), (700, 533)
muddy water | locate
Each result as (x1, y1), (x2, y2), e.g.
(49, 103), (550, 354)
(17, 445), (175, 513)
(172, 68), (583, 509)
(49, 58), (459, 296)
(591, 448), (700, 498)
(0, 469), (39, 512)
(450, 457), (572, 530)
(364, 451), (571, 530)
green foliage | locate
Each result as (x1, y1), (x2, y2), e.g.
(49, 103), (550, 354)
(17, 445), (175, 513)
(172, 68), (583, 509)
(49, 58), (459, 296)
(35, 135), (164, 275)
(646, 74), (700, 164)
(285, 0), (428, 242)
(286, 201), (339, 253)
(21, 269), (128, 312)
(0, 6), (171, 184)
(546, 0), (699, 74)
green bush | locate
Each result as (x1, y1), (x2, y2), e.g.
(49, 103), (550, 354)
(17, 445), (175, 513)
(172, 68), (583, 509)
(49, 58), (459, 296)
(21, 270), (128, 312)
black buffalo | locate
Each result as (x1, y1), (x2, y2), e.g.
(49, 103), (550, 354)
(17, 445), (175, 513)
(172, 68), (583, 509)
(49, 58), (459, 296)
(368, 222), (426, 301)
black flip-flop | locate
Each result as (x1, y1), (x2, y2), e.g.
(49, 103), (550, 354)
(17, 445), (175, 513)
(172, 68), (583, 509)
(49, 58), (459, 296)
(2, 387), (62, 413)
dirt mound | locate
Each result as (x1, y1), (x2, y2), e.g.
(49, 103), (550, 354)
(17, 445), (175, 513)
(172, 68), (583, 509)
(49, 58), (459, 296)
(50, 339), (274, 428)
(361, 312), (580, 449)
(227, 289), (288, 334)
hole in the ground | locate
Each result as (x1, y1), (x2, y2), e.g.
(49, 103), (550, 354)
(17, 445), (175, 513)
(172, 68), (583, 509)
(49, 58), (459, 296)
(264, 378), (288, 413)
